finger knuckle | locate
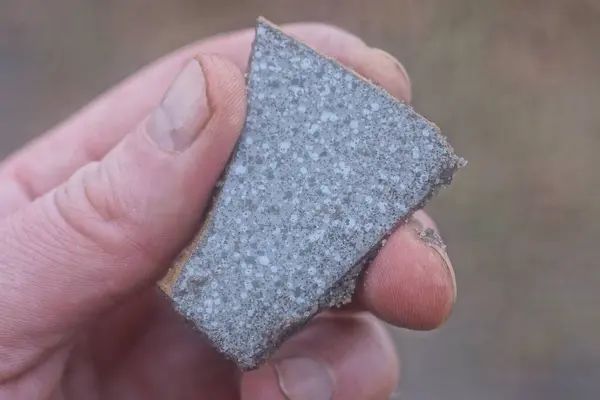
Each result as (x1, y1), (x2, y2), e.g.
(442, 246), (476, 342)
(52, 162), (149, 263)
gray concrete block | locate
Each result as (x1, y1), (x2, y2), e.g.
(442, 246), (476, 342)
(171, 18), (465, 370)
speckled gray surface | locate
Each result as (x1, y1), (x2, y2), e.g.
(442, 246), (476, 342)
(172, 18), (465, 370)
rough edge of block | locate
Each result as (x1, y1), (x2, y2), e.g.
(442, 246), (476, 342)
(161, 16), (467, 370)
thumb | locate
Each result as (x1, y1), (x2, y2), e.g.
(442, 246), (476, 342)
(0, 55), (245, 372)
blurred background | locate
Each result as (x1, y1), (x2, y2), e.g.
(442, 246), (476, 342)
(1, 0), (600, 398)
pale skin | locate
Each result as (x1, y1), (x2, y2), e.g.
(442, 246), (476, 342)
(0, 23), (456, 399)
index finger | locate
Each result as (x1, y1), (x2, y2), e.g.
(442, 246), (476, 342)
(0, 22), (411, 217)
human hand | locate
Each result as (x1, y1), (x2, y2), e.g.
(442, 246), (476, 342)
(0, 23), (456, 400)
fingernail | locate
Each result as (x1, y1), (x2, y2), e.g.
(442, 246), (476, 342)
(146, 58), (210, 152)
(409, 212), (457, 302)
(371, 48), (411, 93)
(274, 357), (335, 400)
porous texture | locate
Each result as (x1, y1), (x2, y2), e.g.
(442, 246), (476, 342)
(171, 18), (465, 370)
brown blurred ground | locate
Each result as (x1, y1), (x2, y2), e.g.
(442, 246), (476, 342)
(1, 0), (600, 398)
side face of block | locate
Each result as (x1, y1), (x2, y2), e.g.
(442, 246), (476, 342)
(172, 19), (464, 370)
